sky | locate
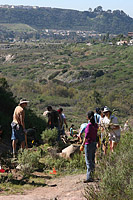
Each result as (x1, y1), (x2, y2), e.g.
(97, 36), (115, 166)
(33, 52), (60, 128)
(0, 0), (133, 18)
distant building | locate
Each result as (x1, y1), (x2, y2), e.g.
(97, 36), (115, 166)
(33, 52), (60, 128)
(116, 40), (128, 46)
(128, 32), (133, 37)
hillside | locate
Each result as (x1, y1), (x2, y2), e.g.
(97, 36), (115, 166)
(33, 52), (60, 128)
(0, 6), (133, 35)
(0, 42), (132, 126)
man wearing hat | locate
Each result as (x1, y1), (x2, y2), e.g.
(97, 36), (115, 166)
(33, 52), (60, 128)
(102, 106), (121, 152)
(11, 98), (29, 157)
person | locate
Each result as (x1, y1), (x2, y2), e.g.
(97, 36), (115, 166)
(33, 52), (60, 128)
(11, 98), (29, 157)
(94, 108), (101, 148)
(57, 108), (68, 136)
(78, 123), (88, 142)
(124, 120), (129, 131)
(99, 107), (107, 155)
(47, 106), (60, 129)
(47, 106), (61, 140)
(69, 124), (78, 137)
(80, 111), (98, 183)
(94, 107), (101, 124)
(102, 106), (121, 153)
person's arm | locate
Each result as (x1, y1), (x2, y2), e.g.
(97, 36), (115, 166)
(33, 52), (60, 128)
(20, 110), (25, 130)
(20, 110), (28, 148)
(82, 137), (87, 146)
(64, 118), (68, 128)
(80, 124), (89, 151)
(47, 113), (51, 127)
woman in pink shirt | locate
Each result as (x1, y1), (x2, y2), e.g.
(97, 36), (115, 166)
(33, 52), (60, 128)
(81, 111), (98, 183)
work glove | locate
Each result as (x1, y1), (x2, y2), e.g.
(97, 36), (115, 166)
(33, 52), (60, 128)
(80, 145), (84, 151)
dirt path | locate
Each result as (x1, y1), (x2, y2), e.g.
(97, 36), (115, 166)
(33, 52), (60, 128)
(0, 173), (95, 200)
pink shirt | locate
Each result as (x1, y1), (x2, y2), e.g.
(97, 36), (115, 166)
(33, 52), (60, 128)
(85, 123), (98, 145)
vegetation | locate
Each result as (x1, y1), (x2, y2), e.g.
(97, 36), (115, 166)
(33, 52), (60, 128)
(0, 77), (47, 139)
(0, 6), (133, 39)
(84, 130), (133, 200)
(0, 42), (132, 126)
(0, 38), (132, 198)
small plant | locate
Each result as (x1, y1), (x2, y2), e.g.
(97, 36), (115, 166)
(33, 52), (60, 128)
(17, 148), (41, 177)
(41, 128), (58, 146)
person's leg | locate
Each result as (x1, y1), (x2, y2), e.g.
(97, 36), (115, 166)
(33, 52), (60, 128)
(85, 144), (93, 181)
(112, 141), (118, 152)
(109, 140), (113, 152)
(11, 128), (17, 156)
(12, 140), (16, 155)
(91, 142), (96, 172)
(21, 141), (25, 149)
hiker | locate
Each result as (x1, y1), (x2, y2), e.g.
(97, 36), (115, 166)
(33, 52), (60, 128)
(11, 98), (29, 157)
(94, 107), (101, 124)
(124, 120), (129, 131)
(47, 106), (60, 129)
(80, 111), (98, 183)
(94, 108), (101, 148)
(99, 107), (107, 155)
(57, 108), (68, 136)
(0, 125), (3, 141)
(47, 106), (61, 140)
(69, 124), (78, 137)
(102, 106), (121, 153)
(78, 123), (88, 142)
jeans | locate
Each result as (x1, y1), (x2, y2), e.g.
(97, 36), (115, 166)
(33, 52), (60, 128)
(85, 142), (96, 180)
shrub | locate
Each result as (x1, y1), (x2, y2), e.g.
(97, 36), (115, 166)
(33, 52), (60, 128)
(84, 130), (133, 200)
(41, 128), (58, 146)
(17, 148), (41, 177)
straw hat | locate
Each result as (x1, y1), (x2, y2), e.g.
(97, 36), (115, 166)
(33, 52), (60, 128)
(19, 98), (29, 105)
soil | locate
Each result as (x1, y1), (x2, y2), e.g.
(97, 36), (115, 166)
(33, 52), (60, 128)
(0, 173), (96, 200)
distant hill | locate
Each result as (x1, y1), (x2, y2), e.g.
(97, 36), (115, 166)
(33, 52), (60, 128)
(0, 5), (133, 34)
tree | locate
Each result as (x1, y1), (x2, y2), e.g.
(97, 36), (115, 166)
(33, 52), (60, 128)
(88, 8), (92, 12)
(94, 6), (103, 13)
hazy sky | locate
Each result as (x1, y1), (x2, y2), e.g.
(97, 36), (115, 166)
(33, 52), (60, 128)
(1, 0), (133, 17)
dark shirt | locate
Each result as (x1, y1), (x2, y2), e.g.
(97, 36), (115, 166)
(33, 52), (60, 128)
(48, 110), (59, 129)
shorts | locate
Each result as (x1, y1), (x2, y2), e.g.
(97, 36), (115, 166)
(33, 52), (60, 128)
(11, 124), (25, 142)
(109, 134), (120, 143)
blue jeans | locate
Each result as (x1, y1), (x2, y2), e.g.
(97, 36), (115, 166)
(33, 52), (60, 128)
(85, 142), (96, 180)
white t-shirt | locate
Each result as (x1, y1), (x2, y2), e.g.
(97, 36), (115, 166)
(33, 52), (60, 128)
(103, 115), (121, 137)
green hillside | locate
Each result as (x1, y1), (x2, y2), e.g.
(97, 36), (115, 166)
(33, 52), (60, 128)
(0, 42), (132, 126)
(0, 23), (36, 32)
(0, 6), (133, 34)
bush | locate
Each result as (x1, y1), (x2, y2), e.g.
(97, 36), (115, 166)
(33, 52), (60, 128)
(17, 148), (41, 177)
(84, 130), (133, 200)
(41, 128), (58, 146)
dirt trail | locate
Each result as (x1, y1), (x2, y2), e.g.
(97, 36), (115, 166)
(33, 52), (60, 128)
(0, 173), (95, 200)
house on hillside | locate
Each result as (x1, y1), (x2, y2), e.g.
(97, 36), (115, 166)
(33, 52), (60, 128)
(116, 40), (128, 46)
(128, 39), (133, 46)
(128, 32), (133, 37)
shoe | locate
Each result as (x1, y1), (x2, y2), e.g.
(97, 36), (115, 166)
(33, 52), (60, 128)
(83, 178), (94, 183)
